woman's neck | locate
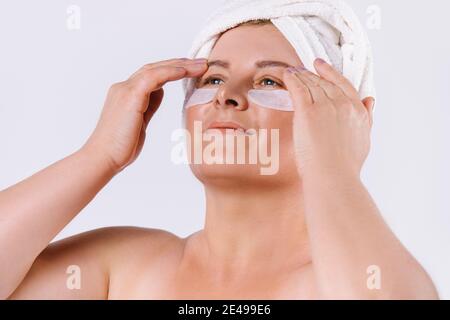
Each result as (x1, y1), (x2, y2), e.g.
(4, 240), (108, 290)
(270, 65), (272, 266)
(189, 181), (311, 279)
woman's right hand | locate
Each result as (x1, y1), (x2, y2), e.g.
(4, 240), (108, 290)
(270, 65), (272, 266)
(82, 58), (208, 174)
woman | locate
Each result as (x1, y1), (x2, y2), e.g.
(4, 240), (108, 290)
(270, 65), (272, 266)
(0, 0), (438, 299)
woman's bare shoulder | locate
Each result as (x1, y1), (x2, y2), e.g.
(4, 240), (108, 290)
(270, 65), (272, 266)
(63, 226), (186, 260)
(78, 225), (182, 242)
(8, 226), (184, 299)
(88, 226), (187, 270)
(45, 226), (183, 254)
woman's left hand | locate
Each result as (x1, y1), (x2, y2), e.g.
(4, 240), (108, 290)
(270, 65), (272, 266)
(283, 59), (375, 179)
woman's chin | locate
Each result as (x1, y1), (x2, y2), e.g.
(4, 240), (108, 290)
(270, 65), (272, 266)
(189, 163), (296, 189)
(190, 162), (261, 177)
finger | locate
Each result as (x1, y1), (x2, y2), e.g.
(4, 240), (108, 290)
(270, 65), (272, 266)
(297, 67), (347, 102)
(130, 58), (207, 79)
(142, 58), (192, 70)
(130, 58), (187, 79)
(144, 88), (164, 129)
(292, 67), (329, 105)
(129, 62), (208, 95)
(283, 67), (313, 110)
(313, 58), (360, 101)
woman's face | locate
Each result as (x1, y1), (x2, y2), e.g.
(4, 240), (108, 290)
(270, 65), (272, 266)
(185, 23), (304, 188)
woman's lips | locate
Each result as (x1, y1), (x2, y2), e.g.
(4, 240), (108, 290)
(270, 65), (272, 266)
(206, 121), (246, 131)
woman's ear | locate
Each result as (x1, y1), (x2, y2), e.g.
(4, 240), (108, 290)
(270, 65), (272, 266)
(362, 97), (375, 128)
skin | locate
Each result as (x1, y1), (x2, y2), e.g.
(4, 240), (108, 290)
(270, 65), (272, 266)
(0, 23), (439, 300)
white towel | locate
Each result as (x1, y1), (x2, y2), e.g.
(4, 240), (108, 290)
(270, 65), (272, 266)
(182, 0), (375, 102)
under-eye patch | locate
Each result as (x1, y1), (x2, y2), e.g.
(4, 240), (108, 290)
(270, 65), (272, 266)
(183, 88), (294, 112)
(247, 89), (293, 111)
(183, 88), (218, 109)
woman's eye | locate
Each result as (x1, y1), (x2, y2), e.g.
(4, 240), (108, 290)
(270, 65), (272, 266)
(259, 78), (281, 87)
(203, 77), (224, 86)
(201, 76), (282, 88)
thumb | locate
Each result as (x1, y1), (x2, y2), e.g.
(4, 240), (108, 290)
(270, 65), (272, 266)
(362, 96), (375, 127)
(144, 88), (164, 129)
(362, 96), (375, 111)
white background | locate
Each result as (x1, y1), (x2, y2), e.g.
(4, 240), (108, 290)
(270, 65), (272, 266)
(1, 0), (449, 298)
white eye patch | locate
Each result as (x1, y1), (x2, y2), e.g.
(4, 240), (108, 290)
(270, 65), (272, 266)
(183, 88), (294, 112)
(183, 88), (218, 109)
(247, 89), (293, 111)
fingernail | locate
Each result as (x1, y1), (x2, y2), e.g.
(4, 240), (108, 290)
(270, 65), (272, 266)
(315, 58), (327, 65)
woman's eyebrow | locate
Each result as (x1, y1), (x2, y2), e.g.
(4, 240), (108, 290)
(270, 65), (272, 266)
(207, 60), (230, 68)
(255, 60), (293, 69)
(207, 60), (293, 69)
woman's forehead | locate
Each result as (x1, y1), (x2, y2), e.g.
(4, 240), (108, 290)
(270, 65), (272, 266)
(208, 24), (302, 67)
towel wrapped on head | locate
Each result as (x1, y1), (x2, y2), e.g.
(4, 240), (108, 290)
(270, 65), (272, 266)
(182, 0), (375, 104)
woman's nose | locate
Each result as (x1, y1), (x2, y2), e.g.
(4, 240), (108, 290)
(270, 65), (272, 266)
(214, 84), (248, 111)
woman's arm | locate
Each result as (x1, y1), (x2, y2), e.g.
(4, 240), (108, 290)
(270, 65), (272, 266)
(0, 148), (115, 299)
(0, 58), (209, 299)
(283, 59), (439, 299)
(301, 170), (438, 299)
